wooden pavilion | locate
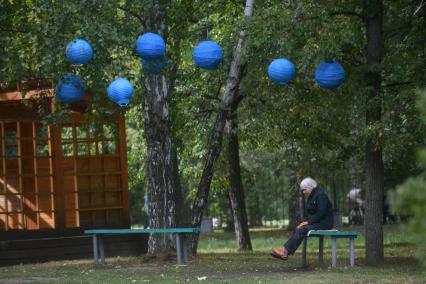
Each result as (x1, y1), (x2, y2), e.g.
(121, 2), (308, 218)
(0, 80), (146, 265)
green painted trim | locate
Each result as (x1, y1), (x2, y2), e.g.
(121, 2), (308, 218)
(84, 228), (201, 234)
(308, 230), (359, 237)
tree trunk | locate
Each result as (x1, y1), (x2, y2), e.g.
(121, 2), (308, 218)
(226, 108), (252, 251)
(143, 4), (176, 255)
(189, 0), (254, 255)
(225, 196), (235, 232)
(144, 74), (176, 255)
(364, 0), (384, 266)
(173, 146), (190, 227)
(287, 170), (303, 231)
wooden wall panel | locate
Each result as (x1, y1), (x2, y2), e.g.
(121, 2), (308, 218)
(25, 213), (37, 230)
(23, 193), (37, 211)
(37, 158), (51, 175)
(62, 158), (74, 176)
(107, 209), (121, 225)
(5, 160), (19, 176)
(91, 193), (104, 207)
(79, 212), (91, 227)
(0, 195), (5, 210)
(78, 193), (90, 208)
(92, 211), (106, 226)
(77, 176), (89, 191)
(38, 195), (53, 211)
(89, 158), (102, 172)
(76, 157), (89, 173)
(64, 193), (78, 211)
(37, 177), (52, 193)
(65, 211), (78, 228)
(39, 212), (54, 228)
(8, 214), (23, 229)
(0, 102), (130, 232)
(0, 214), (6, 230)
(62, 176), (75, 192)
(105, 175), (120, 190)
(5, 177), (19, 194)
(105, 192), (120, 206)
(104, 157), (120, 171)
(90, 176), (103, 191)
(22, 177), (35, 192)
(7, 195), (21, 211)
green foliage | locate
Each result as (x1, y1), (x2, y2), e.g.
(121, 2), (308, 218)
(392, 90), (426, 266)
(2, 0), (425, 231)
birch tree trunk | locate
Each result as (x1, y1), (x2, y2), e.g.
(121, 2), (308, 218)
(189, 0), (254, 254)
(227, 107), (252, 251)
(143, 3), (176, 256)
(364, 0), (384, 266)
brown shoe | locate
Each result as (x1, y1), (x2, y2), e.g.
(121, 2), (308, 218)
(270, 247), (288, 260)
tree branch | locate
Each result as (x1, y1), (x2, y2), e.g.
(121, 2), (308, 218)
(329, 11), (365, 19)
(382, 81), (413, 88)
(117, 6), (145, 25)
(301, 10), (365, 21)
(0, 28), (29, 34)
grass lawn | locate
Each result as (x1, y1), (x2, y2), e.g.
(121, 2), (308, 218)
(0, 225), (424, 283)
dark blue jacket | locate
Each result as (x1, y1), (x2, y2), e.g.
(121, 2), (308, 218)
(305, 187), (333, 228)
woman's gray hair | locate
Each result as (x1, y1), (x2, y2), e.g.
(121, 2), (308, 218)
(300, 177), (317, 190)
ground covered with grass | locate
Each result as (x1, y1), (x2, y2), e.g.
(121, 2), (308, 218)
(0, 225), (424, 283)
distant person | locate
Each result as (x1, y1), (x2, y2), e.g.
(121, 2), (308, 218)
(347, 188), (364, 225)
(271, 177), (333, 260)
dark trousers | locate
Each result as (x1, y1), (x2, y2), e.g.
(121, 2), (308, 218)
(284, 224), (331, 255)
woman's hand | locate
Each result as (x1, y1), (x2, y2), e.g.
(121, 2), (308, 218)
(296, 221), (309, 229)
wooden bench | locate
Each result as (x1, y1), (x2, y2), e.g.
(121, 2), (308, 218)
(301, 230), (359, 268)
(84, 228), (200, 265)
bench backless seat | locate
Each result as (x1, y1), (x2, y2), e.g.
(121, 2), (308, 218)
(84, 228), (201, 265)
(301, 230), (359, 267)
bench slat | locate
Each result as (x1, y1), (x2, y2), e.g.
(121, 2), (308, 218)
(308, 230), (359, 237)
(84, 228), (200, 234)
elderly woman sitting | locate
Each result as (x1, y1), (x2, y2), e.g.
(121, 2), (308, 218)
(271, 177), (334, 260)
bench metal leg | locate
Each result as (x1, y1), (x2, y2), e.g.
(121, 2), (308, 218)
(331, 237), (337, 268)
(301, 237), (307, 267)
(176, 233), (183, 265)
(92, 234), (99, 264)
(99, 235), (105, 264)
(318, 236), (324, 265)
(183, 235), (188, 263)
(349, 238), (355, 267)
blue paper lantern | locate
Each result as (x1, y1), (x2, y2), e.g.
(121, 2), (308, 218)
(314, 60), (345, 89)
(193, 40), (223, 70)
(107, 78), (134, 107)
(267, 58), (296, 85)
(65, 39), (93, 65)
(142, 57), (167, 75)
(135, 32), (166, 60)
(55, 75), (84, 103)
